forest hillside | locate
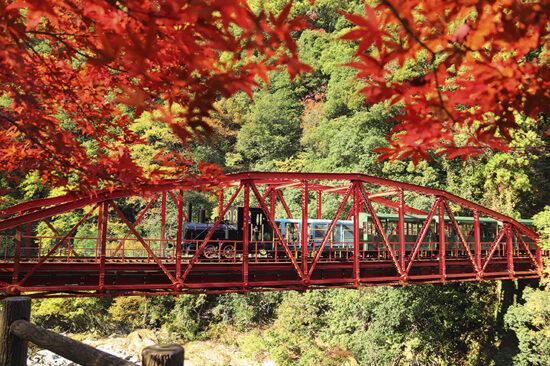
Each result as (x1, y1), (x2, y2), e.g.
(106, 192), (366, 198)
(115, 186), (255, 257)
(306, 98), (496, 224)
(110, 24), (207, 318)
(2, 1), (550, 365)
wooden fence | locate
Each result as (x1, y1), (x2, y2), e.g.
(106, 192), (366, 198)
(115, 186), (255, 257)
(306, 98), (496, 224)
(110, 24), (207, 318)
(0, 297), (184, 366)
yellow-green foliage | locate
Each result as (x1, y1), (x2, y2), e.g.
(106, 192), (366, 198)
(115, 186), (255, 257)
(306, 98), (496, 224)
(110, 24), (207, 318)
(32, 297), (113, 334)
(534, 206), (550, 251)
(108, 296), (149, 330)
(506, 282), (550, 366)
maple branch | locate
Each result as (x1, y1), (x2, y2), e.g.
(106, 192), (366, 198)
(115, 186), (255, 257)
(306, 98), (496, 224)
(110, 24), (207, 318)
(102, 0), (147, 25)
(0, 111), (136, 187)
(0, 112), (58, 162)
(22, 38), (126, 139)
(26, 30), (126, 73)
(380, 0), (435, 60)
(27, 30), (92, 38)
(53, 35), (126, 73)
(381, 0), (457, 123)
(432, 64), (457, 123)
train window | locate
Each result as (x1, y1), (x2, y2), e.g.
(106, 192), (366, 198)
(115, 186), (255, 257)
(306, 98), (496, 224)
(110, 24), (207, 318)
(409, 222), (418, 235)
(342, 224), (354, 241)
(333, 226), (342, 243)
(287, 224), (297, 241)
(313, 223), (326, 239)
(463, 224), (473, 237)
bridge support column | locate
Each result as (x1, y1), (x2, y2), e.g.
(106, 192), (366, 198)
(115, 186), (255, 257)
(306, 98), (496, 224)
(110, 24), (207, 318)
(99, 201), (108, 291)
(301, 181), (308, 275)
(398, 189), (405, 272)
(353, 183), (360, 287)
(13, 226), (22, 284)
(96, 203), (103, 261)
(474, 210), (481, 271)
(176, 190), (183, 280)
(506, 224), (514, 277)
(438, 200), (446, 281)
(243, 183), (250, 289)
(160, 192), (166, 258)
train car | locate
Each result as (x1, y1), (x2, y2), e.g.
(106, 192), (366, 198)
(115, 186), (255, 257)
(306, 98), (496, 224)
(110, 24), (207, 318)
(182, 206), (536, 260)
(358, 212), (536, 259)
(273, 218), (355, 258)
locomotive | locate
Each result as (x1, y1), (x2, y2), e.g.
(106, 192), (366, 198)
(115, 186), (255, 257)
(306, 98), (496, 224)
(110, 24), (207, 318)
(182, 207), (273, 259)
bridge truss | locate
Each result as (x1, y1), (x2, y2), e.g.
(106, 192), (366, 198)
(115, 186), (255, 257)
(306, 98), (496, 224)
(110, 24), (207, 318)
(0, 172), (545, 298)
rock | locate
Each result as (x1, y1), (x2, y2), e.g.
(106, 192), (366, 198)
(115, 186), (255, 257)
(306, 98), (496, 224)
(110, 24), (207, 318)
(126, 328), (159, 355)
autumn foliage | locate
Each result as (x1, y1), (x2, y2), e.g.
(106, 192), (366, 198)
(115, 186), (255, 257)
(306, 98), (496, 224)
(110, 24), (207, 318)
(0, 0), (549, 193)
(0, 0), (310, 193)
(342, 0), (549, 163)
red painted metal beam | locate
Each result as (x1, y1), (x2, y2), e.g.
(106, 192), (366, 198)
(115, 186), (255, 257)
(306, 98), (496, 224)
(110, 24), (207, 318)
(249, 182), (305, 281)
(181, 184), (243, 283)
(308, 185), (352, 277)
(0, 171), (545, 298)
(358, 184), (403, 277)
(222, 172), (537, 239)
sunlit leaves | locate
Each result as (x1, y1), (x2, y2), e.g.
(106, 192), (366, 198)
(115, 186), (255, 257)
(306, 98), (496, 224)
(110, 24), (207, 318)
(341, 0), (550, 163)
(0, 0), (312, 195)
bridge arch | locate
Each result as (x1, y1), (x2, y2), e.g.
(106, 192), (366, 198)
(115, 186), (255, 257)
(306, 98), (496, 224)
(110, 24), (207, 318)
(0, 172), (544, 298)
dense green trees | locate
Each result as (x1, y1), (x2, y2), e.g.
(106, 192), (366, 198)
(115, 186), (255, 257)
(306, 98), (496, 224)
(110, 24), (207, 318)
(16, 1), (550, 365)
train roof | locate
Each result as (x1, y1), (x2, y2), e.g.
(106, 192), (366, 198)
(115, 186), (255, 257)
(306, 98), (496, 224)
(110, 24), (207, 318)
(275, 214), (533, 226)
(357, 212), (533, 225)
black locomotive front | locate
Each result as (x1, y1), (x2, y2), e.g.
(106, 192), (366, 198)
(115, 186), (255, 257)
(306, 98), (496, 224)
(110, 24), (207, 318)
(182, 207), (274, 259)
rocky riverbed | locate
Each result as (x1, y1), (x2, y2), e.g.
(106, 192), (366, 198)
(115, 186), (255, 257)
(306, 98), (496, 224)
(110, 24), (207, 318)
(27, 329), (273, 365)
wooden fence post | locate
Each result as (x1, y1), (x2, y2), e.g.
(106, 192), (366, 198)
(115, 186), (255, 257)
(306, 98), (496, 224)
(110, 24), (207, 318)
(142, 344), (184, 366)
(0, 296), (31, 366)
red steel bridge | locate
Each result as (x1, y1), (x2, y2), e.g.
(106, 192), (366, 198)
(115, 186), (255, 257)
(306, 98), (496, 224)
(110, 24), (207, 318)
(0, 172), (546, 298)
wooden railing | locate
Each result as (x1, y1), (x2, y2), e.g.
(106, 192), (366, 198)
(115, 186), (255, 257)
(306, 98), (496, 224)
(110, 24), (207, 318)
(0, 297), (184, 366)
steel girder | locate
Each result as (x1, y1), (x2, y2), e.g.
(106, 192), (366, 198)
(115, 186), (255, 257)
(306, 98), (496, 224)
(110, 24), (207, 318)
(0, 171), (545, 298)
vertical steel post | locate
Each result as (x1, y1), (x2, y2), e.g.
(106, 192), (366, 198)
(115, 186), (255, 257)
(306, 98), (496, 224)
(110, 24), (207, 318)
(176, 190), (183, 280)
(506, 224), (514, 276)
(536, 240), (542, 269)
(353, 183), (360, 287)
(99, 201), (108, 291)
(270, 188), (276, 220)
(24, 222), (31, 258)
(243, 183), (250, 289)
(13, 226), (22, 284)
(301, 181), (309, 275)
(398, 189), (405, 272)
(438, 199), (446, 281)
(160, 192), (166, 258)
(474, 209), (481, 270)
(96, 203), (103, 261)
(316, 191), (322, 219)
(218, 189), (224, 220)
(66, 237), (71, 262)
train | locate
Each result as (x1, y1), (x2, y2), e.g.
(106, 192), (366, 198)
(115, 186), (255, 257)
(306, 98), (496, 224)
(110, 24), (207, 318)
(182, 207), (536, 259)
